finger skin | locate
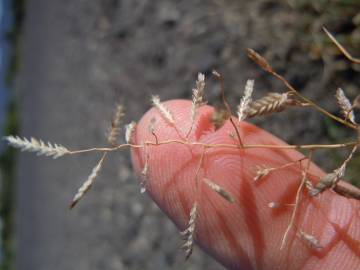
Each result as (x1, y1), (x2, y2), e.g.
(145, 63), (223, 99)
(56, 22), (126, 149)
(131, 100), (360, 270)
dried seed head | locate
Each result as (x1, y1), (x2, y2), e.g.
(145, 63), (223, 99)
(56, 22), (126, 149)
(335, 88), (356, 124)
(125, 121), (136, 144)
(247, 92), (296, 118)
(203, 178), (235, 203)
(107, 104), (125, 145)
(237, 79), (254, 121)
(4, 136), (70, 159)
(151, 95), (175, 125)
(181, 202), (198, 260)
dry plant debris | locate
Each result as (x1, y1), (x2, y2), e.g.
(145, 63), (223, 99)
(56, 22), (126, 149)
(3, 28), (360, 260)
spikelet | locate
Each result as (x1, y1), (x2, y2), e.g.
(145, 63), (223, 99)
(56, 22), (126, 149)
(309, 172), (339, 197)
(125, 121), (136, 144)
(309, 162), (348, 196)
(305, 180), (314, 191)
(4, 136), (69, 158)
(247, 92), (296, 118)
(181, 202), (198, 260)
(253, 165), (271, 182)
(203, 178), (235, 203)
(141, 157), (149, 177)
(70, 153), (107, 208)
(190, 73), (206, 122)
(268, 202), (294, 208)
(148, 117), (156, 134)
(310, 145), (357, 196)
(151, 95), (175, 125)
(299, 230), (322, 250)
(336, 88), (356, 124)
(107, 104), (125, 145)
(247, 48), (274, 73)
(268, 202), (280, 209)
(237, 79), (254, 121)
(139, 149), (150, 194)
(186, 73), (206, 137)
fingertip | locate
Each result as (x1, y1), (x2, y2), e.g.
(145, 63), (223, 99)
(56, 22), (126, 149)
(131, 99), (360, 269)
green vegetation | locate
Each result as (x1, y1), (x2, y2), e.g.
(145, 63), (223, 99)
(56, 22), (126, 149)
(0, 0), (25, 269)
(0, 101), (18, 270)
(6, 0), (25, 85)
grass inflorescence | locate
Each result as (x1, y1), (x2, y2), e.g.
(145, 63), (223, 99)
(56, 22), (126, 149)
(3, 28), (360, 260)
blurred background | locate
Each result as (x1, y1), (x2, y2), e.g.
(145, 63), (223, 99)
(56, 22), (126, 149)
(0, 0), (359, 269)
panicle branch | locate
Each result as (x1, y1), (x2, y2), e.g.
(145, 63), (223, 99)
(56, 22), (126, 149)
(280, 150), (314, 250)
(253, 157), (307, 182)
(323, 27), (360, 65)
(247, 48), (358, 130)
